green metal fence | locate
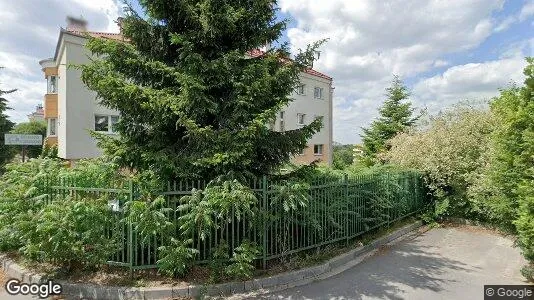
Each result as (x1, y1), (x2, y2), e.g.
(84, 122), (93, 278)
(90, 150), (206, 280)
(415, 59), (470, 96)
(41, 171), (426, 271)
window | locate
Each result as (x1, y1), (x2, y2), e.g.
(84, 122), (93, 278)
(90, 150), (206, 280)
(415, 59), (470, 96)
(279, 111), (285, 132)
(298, 147), (305, 156)
(296, 84), (305, 95)
(47, 75), (57, 94)
(314, 87), (323, 99)
(314, 144), (323, 155)
(48, 118), (57, 136)
(297, 113), (306, 125)
(95, 115), (119, 133)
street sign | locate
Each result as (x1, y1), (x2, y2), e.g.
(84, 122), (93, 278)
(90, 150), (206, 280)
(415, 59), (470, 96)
(4, 134), (43, 146)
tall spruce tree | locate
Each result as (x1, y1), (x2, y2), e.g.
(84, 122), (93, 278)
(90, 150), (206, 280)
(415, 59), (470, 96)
(360, 75), (419, 165)
(0, 68), (15, 172)
(80, 0), (323, 180)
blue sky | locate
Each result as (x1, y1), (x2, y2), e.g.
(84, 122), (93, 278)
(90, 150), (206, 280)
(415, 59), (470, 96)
(0, 0), (532, 144)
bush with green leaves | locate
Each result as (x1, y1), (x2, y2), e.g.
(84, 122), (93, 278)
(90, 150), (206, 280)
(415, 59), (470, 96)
(0, 159), (65, 250)
(382, 103), (495, 219)
(225, 240), (260, 280)
(124, 196), (174, 245)
(157, 238), (198, 277)
(22, 197), (118, 270)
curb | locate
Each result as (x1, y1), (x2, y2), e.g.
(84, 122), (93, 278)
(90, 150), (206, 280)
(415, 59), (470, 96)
(1, 221), (423, 299)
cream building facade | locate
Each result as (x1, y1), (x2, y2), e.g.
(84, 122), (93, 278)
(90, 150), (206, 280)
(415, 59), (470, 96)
(39, 18), (333, 165)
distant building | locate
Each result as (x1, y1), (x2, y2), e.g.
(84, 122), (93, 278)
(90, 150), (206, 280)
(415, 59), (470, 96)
(39, 17), (334, 165)
(27, 104), (44, 122)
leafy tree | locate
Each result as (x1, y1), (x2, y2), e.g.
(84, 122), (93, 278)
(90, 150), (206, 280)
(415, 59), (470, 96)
(80, 0), (323, 180)
(332, 144), (354, 170)
(360, 76), (419, 165)
(485, 58), (534, 278)
(0, 68), (16, 172)
(382, 104), (495, 218)
(11, 121), (47, 158)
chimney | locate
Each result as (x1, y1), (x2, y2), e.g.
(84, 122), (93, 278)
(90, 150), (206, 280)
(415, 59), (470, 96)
(66, 16), (88, 32)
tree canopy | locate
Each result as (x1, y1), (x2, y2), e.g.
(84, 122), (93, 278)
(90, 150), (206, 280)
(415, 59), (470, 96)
(0, 68), (15, 172)
(360, 76), (419, 165)
(81, 0), (323, 180)
(11, 120), (47, 158)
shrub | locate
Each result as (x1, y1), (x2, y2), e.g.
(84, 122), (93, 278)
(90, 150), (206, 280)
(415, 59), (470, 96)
(157, 238), (198, 277)
(225, 240), (260, 280)
(0, 159), (65, 251)
(22, 197), (118, 270)
(382, 103), (495, 219)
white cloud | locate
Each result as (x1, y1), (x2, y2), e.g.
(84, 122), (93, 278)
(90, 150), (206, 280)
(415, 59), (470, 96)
(413, 56), (528, 114)
(493, 0), (534, 32)
(280, 0), (508, 143)
(519, 0), (534, 21)
(0, 0), (122, 125)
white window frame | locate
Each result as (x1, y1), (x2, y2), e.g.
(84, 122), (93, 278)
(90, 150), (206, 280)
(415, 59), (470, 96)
(297, 113), (306, 126)
(314, 87), (323, 99)
(296, 84), (306, 95)
(47, 118), (57, 136)
(47, 75), (58, 94)
(94, 114), (119, 134)
(314, 144), (323, 155)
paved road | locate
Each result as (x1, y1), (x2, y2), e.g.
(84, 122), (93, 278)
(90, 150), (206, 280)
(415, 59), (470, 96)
(233, 226), (530, 300)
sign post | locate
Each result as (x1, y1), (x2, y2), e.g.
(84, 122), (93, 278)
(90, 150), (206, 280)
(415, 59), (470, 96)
(4, 134), (43, 162)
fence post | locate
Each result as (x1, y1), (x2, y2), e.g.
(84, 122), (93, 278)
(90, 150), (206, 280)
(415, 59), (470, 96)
(387, 172), (391, 228)
(344, 173), (349, 245)
(127, 179), (134, 276)
(262, 175), (268, 269)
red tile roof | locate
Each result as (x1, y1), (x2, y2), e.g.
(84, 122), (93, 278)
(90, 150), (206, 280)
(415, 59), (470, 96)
(246, 49), (332, 81)
(66, 30), (332, 81)
(66, 29), (127, 41)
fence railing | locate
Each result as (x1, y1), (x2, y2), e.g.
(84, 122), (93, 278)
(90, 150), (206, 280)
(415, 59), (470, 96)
(40, 171), (426, 271)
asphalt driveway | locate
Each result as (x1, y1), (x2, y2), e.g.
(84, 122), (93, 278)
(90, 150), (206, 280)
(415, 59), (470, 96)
(234, 225), (530, 300)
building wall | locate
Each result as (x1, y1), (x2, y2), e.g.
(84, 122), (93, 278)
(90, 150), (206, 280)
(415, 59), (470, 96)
(277, 73), (333, 165)
(57, 46), (68, 158)
(59, 34), (119, 159)
(46, 33), (332, 164)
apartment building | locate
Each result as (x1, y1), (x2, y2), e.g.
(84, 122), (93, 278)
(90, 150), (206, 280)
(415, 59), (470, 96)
(39, 17), (333, 165)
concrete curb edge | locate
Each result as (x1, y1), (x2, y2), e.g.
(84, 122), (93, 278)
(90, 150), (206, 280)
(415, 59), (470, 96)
(0, 221), (423, 299)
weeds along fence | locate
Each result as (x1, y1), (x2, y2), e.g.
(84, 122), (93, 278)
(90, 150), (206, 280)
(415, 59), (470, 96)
(40, 171), (426, 271)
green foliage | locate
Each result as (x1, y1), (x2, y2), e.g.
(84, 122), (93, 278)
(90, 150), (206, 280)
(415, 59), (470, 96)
(179, 175), (257, 241)
(360, 76), (420, 165)
(270, 181), (310, 212)
(208, 240), (230, 282)
(80, 0), (324, 180)
(484, 58), (534, 272)
(11, 121), (47, 158)
(332, 144), (354, 170)
(0, 159), (65, 250)
(23, 197), (118, 269)
(125, 196), (174, 245)
(225, 240), (260, 280)
(40, 143), (58, 159)
(157, 238), (198, 277)
(383, 103), (495, 218)
(0, 68), (16, 172)
(520, 265), (534, 282)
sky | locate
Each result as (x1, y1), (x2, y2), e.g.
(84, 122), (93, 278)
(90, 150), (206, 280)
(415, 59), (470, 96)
(0, 0), (532, 144)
